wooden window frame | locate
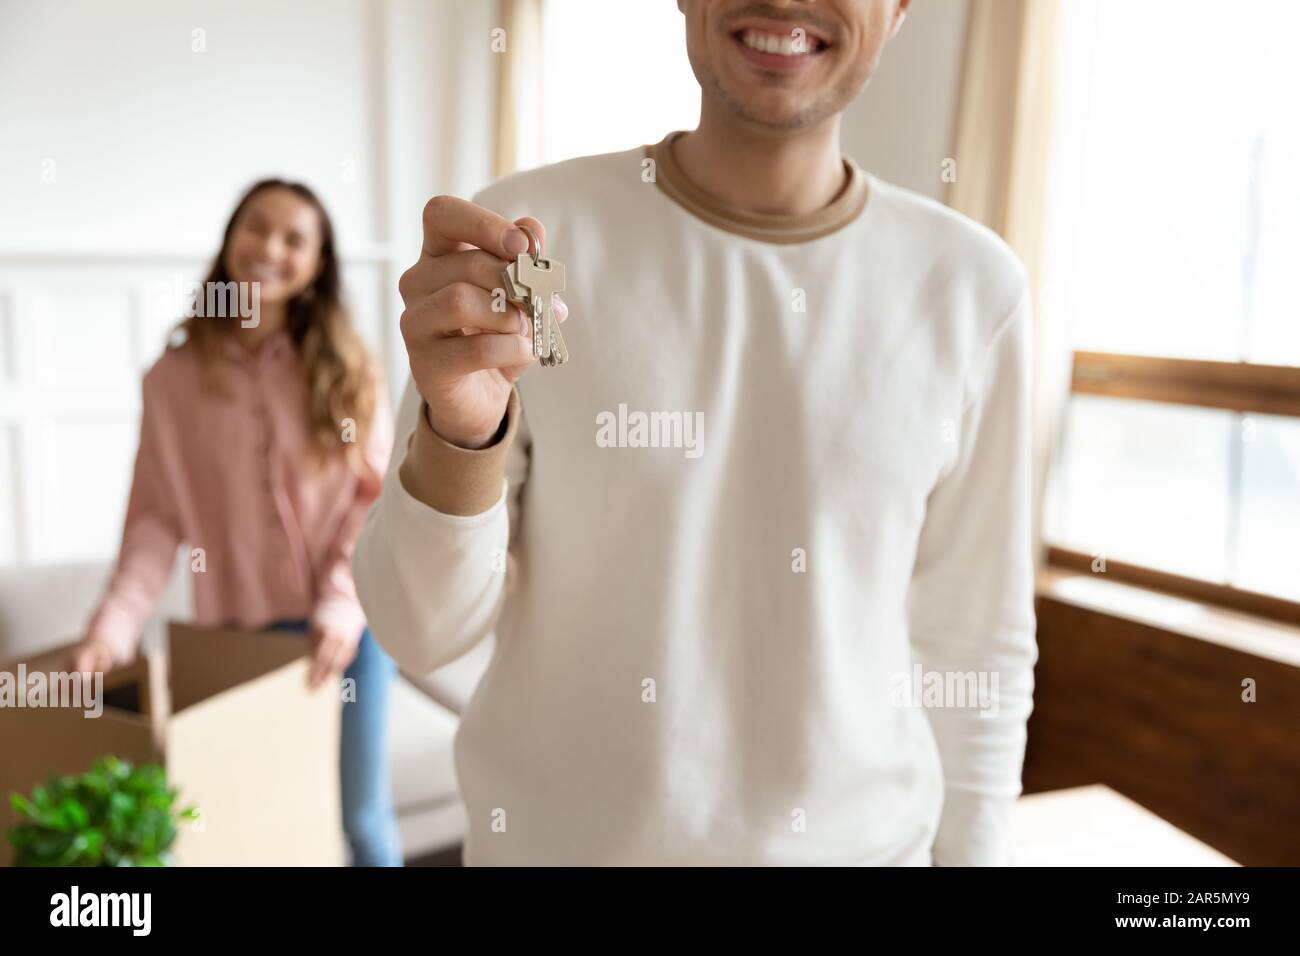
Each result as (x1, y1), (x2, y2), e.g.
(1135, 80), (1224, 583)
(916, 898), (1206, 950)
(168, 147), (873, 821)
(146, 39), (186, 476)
(1071, 351), (1300, 417)
(1047, 350), (1300, 627)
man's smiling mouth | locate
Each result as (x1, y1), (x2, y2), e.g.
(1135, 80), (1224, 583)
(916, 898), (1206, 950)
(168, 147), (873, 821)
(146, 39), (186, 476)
(733, 26), (830, 56)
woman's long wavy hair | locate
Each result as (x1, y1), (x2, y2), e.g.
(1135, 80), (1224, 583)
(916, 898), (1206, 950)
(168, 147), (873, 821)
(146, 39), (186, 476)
(178, 179), (376, 474)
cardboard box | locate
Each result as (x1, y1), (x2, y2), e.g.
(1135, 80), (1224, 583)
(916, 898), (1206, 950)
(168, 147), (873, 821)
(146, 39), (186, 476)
(0, 623), (344, 866)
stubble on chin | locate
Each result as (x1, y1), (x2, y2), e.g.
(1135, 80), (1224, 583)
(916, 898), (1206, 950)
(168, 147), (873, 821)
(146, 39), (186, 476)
(689, 54), (863, 131)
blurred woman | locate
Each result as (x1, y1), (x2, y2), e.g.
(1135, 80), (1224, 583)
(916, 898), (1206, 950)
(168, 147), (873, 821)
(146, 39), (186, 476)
(69, 179), (401, 866)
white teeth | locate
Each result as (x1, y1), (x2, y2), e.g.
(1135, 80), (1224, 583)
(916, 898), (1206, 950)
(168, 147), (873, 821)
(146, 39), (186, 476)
(740, 28), (819, 56)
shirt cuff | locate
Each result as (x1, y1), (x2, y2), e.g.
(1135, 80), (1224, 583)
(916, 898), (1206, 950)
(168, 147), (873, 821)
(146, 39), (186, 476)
(932, 791), (1016, 866)
(398, 388), (520, 517)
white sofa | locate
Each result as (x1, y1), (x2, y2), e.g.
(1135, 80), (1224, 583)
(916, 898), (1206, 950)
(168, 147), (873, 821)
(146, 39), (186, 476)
(0, 558), (486, 863)
(390, 636), (493, 860)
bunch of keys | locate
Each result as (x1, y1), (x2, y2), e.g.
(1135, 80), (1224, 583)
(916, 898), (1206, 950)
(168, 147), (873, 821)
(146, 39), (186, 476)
(501, 225), (569, 368)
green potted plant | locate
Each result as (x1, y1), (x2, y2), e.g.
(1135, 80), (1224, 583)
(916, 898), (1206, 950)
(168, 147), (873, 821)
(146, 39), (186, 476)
(6, 755), (197, 866)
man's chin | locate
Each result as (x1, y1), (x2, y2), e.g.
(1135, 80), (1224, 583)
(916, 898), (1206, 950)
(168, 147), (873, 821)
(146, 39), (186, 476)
(694, 64), (841, 131)
(731, 98), (834, 131)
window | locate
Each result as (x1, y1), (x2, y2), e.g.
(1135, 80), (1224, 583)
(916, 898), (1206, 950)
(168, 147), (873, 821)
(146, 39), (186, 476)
(1042, 0), (1300, 615)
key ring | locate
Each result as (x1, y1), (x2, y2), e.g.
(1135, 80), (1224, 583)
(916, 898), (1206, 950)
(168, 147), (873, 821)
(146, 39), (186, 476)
(518, 224), (542, 263)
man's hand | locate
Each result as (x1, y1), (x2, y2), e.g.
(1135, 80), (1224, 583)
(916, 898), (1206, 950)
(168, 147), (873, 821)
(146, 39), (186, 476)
(307, 622), (361, 690)
(398, 196), (567, 450)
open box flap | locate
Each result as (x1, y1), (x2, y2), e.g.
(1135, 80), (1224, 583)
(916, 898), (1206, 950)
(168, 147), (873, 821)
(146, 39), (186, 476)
(1, 643), (163, 716)
(168, 622), (307, 713)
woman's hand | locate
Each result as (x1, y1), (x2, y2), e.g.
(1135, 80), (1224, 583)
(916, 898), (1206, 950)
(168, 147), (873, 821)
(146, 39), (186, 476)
(67, 637), (115, 676)
(307, 621), (361, 689)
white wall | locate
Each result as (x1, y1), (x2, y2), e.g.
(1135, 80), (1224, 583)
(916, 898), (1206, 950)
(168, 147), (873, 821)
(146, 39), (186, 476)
(840, 0), (970, 199)
(0, 0), (498, 567)
(1, 1), (376, 252)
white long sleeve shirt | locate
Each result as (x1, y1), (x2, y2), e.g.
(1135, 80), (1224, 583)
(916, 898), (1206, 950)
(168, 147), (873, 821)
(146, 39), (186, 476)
(354, 131), (1038, 866)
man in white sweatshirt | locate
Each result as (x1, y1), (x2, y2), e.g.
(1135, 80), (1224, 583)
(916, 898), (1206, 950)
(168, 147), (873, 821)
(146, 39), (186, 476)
(354, 0), (1038, 866)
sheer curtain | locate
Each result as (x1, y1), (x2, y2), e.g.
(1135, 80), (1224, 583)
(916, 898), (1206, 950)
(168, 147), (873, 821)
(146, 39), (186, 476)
(494, 0), (545, 177)
(946, 0), (1074, 570)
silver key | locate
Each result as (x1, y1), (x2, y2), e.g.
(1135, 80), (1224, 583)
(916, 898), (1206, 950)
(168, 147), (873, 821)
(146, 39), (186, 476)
(542, 296), (569, 366)
(516, 253), (566, 364)
(498, 226), (568, 367)
(500, 260), (542, 356)
(529, 292), (568, 367)
(502, 260), (566, 363)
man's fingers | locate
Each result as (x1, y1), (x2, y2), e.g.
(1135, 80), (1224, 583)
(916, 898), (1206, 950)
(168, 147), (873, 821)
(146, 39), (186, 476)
(400, 249), (521, 303)
(420, 195), (536, 261)
(513, 216), (546, 256)
(406, 202), (555, 386)
(430, 332), (536, 379)
(401, 283), (529, 340)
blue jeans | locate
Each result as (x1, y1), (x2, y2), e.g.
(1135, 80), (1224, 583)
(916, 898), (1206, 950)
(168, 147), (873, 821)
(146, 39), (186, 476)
(271, 620), (403, 867)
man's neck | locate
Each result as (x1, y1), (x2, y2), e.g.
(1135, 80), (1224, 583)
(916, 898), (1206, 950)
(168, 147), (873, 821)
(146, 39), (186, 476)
(672, 103), (846, 217)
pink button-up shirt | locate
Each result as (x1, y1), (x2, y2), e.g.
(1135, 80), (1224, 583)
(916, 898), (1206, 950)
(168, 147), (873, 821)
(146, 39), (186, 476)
(87, 330), (393, 664)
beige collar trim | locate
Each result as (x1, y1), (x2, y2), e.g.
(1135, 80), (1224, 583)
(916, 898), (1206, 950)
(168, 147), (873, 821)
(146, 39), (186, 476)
(645, 130), (869, 245)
